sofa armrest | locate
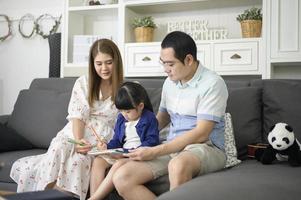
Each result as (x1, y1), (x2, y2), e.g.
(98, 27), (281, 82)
(0, 115), (10, 125)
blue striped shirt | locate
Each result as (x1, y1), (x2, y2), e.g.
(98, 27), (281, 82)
(159, 63), (228, 150)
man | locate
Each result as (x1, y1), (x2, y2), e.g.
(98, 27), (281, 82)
(112, 31), (228, 200)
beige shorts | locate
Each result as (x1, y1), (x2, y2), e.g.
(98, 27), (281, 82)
(145, 141), (226, 179)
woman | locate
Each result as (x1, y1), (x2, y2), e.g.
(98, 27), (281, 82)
(10, 39), (124, 200)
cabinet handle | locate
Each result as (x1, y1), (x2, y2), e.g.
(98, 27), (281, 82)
(142, 56), (151, 61)
(230, 53), (241, 59)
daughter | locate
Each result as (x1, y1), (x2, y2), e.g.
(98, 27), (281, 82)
(89, 81), (160, 200)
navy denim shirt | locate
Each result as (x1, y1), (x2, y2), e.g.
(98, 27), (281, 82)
(107, 109), (160, 150)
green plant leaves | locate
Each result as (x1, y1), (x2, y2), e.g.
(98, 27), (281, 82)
(132, 16), (157, 28)
(236, 7), (262, 22)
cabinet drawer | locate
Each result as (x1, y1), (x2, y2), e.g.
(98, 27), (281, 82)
(125, 43), (164, 77)
(214, 42), (258, 72)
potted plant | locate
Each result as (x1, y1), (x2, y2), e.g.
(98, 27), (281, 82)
(132, 16), (157, 42)
(236, 7), (262, 38)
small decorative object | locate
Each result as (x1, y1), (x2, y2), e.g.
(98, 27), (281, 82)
(35, 14), (61, 39)
(132, 16), (157, 42)
(255, 123), (301, 166)
(18, 13), (36, 39)
(167, 19), (228, 41)
(236, 7), (262, 38)
(0, 14), (12, 42)
(89, 0), (101, 5)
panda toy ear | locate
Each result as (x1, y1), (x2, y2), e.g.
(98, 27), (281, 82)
(285, 125), (293, 132)
(269, 125), (275, 132)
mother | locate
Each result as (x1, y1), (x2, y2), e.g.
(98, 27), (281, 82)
(10, 39), (124, 200)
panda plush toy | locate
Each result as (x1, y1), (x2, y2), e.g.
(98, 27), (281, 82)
(255, 122), (301, 166)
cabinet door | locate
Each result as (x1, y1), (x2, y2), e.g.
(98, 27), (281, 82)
(270, 0), (301, 61)
(196, 43), (211, 70)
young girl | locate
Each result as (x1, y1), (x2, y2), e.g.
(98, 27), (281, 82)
(89, 81), (160, 200)
(10, 39), (124, 200)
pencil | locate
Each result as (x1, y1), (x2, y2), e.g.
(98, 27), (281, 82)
(67, 138), (97, 147)
(68, 138), (85, 146)
(89, 125), (107, 144)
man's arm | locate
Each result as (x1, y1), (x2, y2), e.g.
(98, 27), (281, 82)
(154, 119), (214, 156)
(126, 119), (215, 160)
(156, 111), (170, 130)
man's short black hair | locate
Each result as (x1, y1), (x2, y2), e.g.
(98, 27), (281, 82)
(161, 31), (197, 64)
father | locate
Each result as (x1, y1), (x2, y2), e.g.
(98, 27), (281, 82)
(113, 31), (228, 199)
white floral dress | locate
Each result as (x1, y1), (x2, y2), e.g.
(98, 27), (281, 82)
(10, 76), (118, 200)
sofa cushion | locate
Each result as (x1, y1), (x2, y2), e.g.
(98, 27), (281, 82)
(146, 88), (162, 114)
(262, 80), (301, 142)
(224, 113), (241, 168)
(0, 123), (33, 152)
(7, 89), (71, 149)
(226, 87), (262, 160)
(0, 149), (46, 183)
(157, 160), (301, 200)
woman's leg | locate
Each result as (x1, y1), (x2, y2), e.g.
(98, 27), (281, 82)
(112, 161), (156, 200)
(89, 157), (111, 196)
(88, 159), (128, 200)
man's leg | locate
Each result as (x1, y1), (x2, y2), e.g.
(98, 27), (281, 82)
(113, 161), (156, 200)
(168, 142), (226, 190)
(168, 151), (201, 190)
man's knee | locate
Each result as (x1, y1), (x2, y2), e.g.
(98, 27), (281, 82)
(168, 154), (201, 178)
(112, 165), (132, 193)
(168, 156), (190, 176)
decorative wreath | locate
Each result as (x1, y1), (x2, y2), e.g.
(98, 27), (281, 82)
(18, 13), (36, 38)
(35, 14), (61, 39)
(0, 14), (12, 42)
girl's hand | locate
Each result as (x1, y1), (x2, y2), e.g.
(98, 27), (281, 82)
(97, 142), (107, 151)
(124, 147), (155, 161)
(75, 139), (92, 154)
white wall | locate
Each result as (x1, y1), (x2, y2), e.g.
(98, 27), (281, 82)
(0, 0), (64, 115)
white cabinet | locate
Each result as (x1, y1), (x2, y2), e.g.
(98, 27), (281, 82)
(270, 0), (301, 62)
(124, 42), (211, 77)
(266, 0), (301, 78)
(124, 39), (262, 76)
(125, 42), (163, 76)
(62, 0), (265, 77)
(213, 40), (259, 74)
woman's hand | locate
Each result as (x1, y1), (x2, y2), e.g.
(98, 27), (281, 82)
(125, 147), (156, 161)
(97, 142), (107, 151)
(75, 138), (92, 154)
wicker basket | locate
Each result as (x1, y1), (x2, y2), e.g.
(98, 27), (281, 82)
(134, 27), (154, 42)
(240, 20), (262, 38)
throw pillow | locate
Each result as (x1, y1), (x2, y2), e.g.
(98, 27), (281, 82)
(7, 89), (71, 149)
(226, 87), (262, 160)
(224, 113), (241, 168)
(0, 123), (33, 152)
(262, 80), (301, 142)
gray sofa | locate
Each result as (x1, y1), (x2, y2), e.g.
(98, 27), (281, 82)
(1, 77), (301, 200)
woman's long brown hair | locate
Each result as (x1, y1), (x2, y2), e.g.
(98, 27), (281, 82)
(88, 39), (124, 107)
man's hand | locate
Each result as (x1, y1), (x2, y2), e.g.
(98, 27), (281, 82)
(75, 138), (92, 154)
(125, 147), (156, 161)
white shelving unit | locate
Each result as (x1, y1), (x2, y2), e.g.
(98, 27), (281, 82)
(62, 0), (266, 77)
(266, 0), (301, 78)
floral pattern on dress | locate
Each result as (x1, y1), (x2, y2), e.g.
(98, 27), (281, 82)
(10, 76), (119, 200)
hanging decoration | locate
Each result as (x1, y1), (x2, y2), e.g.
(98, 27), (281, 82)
(18, 13), (36, 39)
(35, 14), (61, 39)
(0, 14), (12, 42)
